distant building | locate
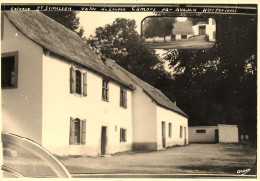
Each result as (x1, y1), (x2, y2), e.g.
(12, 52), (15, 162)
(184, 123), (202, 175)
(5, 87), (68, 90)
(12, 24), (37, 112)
(171, 21), (194, 40)
(172, 18), (216, 42)
(192, 18), (216, 42)
(189, 124), (239, 143)
(2, 11), (188, 156)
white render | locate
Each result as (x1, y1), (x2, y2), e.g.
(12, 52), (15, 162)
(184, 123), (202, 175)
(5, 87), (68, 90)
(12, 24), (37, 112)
(131, 84), (188, 150)
(145, 36), (171, 42)
(2, 15), (133, 156)
(132, 86), (158, 150)
(1, 15), (44, 144)
(189, 126), (218, 143)
(42, 54), (133, 156)
(156, 105), (188, 149)
(189, 124), (239, 143)
(2, 13), (189, 157)
(192, 18), (216, 42)
(218, 124), (239, 143)
(175, 34), (193, 40)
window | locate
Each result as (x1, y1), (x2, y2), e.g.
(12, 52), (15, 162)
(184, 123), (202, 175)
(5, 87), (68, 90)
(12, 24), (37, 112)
(120, 128), (127, 142)
(120, 87), (127, 108)
(70, 66), (87, 96)
(171, 34), (176, 40)
(69, 117), (86, 145)
(102, 79), (109, 101)
(180, 126), (183, 138)
(75, 70), (82, 94)
(196, 129), (206, 133)
(1, 52), (18, 89)
(169, 123), (172, 137)
(181, 35), (187, 39)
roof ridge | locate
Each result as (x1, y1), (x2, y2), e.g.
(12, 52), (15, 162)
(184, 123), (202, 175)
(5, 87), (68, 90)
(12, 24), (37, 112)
(106, 59), (188, 118)
(37, 11), (82, 39)
(4, 11), (133, 90)
(107, 58), (157, 90)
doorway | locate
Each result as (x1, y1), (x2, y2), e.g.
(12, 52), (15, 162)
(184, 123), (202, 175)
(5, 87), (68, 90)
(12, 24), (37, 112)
(101, 126), (107, 155)
(215, 129), (219, 143)
(162, 122), (166, 148)
(184, 127), (187, 145)
(199, 26), (206, 35)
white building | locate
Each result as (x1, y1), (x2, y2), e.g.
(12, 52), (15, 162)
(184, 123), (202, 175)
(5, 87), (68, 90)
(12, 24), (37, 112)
(1, 11), (188, 156)
(172, 18), (216, 42)
(2, 11), (134, 156)
(106, 59), (189, 150)
(192, 18), (216, 42)
(172, 21), (194, 40)
(189, 124), (239, 143)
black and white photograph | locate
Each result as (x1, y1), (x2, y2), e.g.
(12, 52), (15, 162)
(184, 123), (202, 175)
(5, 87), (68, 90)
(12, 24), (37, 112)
(142, 17), (216, 49)
(0, 1), (258, 179)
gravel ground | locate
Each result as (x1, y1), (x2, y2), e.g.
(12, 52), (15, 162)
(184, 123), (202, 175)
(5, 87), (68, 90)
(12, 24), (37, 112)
(58, 143), (257, 176)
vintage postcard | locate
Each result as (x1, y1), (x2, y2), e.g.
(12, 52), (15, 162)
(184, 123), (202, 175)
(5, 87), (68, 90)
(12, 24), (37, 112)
(0, 0), (258, 179)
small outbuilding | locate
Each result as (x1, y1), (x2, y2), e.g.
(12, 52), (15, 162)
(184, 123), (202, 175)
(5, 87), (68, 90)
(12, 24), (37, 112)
(189, 124), (239, 143)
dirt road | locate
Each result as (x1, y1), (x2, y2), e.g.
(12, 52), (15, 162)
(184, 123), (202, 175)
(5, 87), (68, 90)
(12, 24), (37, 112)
(59, 143), (256, 176)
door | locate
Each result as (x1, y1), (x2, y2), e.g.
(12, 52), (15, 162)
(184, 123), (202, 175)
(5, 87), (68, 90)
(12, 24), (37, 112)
(199, 26), (206, 35)
(162, 122), (166, 148)
(215, 129), (219, 143)
(184, 127), (187, 145)
(101, 127), (107, 155)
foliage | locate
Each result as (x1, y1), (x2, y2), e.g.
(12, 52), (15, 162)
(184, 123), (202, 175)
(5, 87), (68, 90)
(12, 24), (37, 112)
(143, 17), (175, 41)
(41, 11), (84, 37)
(88, 18), (173, 86)
(163, 13), (257, 143)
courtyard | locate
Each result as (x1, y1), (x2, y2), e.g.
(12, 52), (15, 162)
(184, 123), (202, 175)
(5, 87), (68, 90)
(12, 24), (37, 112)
(58, 143), (257, 177)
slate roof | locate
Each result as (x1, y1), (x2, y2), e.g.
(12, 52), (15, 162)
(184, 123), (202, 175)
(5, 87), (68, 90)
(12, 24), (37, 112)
(106, 59), (188, 118)
(4, 11), (133, 89)
(172, 21), (194, 35)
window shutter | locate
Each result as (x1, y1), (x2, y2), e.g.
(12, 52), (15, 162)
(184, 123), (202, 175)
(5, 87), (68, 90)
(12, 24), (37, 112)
(124, 90), (127, 108)
(124, 129), (127, 142)
(70, 66), (75, 94)
(120, 88), (122, 107)
(83, 72), (87, 97)
(107, 81), (109, 100)
(120, 128), (122, 142)
(70, 117), (75, 144)
(81, 119), (86, 144)
(102, 80), (105, 100)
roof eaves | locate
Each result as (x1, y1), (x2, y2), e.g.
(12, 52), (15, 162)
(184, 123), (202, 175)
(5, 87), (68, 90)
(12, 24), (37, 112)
(4, 12), (133, 91)
(142, 89), (189, 118)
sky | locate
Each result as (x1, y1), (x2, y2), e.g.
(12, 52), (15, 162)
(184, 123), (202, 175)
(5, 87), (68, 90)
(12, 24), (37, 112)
(77, 11), (171, 72)
(78, 11), (155, 38)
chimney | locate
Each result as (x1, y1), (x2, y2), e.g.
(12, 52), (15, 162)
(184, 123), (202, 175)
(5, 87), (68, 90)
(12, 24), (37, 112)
(173, 99), (177, 106)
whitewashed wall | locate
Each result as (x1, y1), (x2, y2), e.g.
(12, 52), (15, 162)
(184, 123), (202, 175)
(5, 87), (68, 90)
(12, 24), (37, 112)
(42, 54), (132, 156)
(207, 18), (216, 42)
(156, 105), (188, 149)
(145, 36), (171, 42)
(189, 126), (218, 143)
(218, 124), (238, 143)
(1, 15), (43, 144)
(175, 34), (193, 40)
(192, 18), (216, 42)
(132, 87), (157, 150)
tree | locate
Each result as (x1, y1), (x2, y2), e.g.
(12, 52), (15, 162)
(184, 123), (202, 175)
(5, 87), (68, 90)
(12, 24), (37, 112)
(143, 17), (175, 42)
(88, 18), (173, 87)
(163, 13), (257, 144)
(41, 11), (84, 37)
